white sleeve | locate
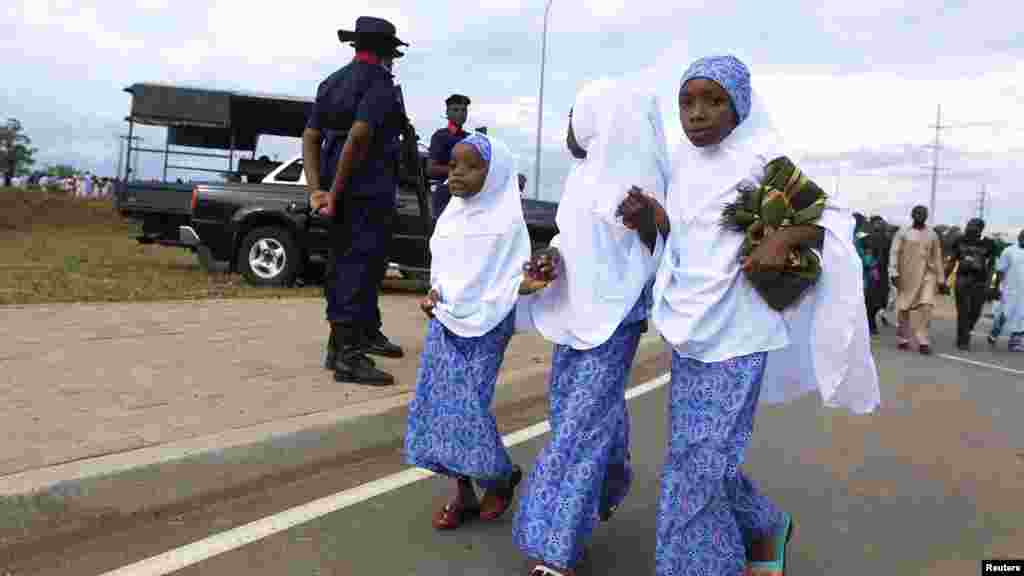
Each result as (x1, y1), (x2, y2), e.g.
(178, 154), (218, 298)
(648, 229), (666, 281)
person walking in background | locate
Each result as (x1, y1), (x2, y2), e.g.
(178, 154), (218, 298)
(890, 205), (946, 355)
(82, 173), (94, 198)
(988, 229), (1024, 351)
(866, 215), (893, 331)
(946, 218), (998, 351)
(427, 94), (471, 223)
(854, 213), (881, 335)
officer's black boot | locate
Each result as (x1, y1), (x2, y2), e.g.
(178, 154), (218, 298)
(363, 327), (405, 358)
(333, 323), (394, 386)
(326, 323), (375, 370)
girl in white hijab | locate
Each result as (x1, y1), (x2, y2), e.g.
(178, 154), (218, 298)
(404, 133), (533, 531)
(512, 78), (670, 576)
(622, 55), (879, 576)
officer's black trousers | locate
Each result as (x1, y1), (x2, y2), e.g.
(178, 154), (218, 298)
(325, 198), (393, 333)
(955, 277), (988, 346)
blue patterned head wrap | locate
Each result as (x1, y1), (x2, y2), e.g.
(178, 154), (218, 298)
(458, 133), (492, 163)
(680, 55), (752, 125)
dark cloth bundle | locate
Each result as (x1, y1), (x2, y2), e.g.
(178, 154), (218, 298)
(720, 156), (828, 311)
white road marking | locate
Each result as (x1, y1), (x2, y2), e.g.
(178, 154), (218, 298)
(937, 354), (1024, 376)
(97, 373), (672, 576)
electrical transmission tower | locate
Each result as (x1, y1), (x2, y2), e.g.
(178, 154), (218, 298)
(975, 183), (988, 221)
(922, 106), (1003, 224)
(924, 105), (952, 221)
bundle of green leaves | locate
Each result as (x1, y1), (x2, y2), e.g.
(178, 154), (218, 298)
(720, 156), (829, 311)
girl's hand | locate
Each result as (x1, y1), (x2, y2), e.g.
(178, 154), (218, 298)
(420, 289), (440, 318)
(742, 234), (791, 273)
(616, 186), (658, 232)
(312, 191), (337, 217)
(523, 247), (561, 283)
(519, 276), (549, 295)
(309, 189), (329, 211)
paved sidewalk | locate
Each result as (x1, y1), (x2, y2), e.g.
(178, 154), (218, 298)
(0, 290), (959, 485)
(0, 294), (570, 483)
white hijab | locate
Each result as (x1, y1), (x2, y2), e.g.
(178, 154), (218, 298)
(528, 77), (670, 350)
(653, 87), (880, 414)
(430, 135), (532, 338)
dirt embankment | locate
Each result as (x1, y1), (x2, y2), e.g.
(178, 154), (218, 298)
(0, 187), (327, 305)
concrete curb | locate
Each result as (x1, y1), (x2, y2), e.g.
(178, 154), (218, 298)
(0, 334), (666, 551)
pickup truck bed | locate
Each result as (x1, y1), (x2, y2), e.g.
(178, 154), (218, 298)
(114, 180), (195, 247)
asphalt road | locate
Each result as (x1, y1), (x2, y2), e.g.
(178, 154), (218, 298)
(14, 317), (1024, 576)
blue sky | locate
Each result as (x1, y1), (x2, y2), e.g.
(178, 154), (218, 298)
(3, 0), (1022, 234)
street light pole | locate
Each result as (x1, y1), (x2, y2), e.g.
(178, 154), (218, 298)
(533, 0), (554, 201)
(928, 104), (943, 219)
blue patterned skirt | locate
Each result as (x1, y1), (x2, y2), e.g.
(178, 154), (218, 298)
(654, 351), (783, 576)
(403, 310), (517, 489)
(512, 317), (644, 569)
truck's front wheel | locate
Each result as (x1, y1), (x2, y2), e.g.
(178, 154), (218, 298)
(237, 227), (299, 287)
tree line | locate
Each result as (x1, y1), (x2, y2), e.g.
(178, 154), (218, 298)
(1, 118), (37, 186)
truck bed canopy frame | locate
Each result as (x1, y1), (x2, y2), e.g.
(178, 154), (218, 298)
(122, 82), (313, 182)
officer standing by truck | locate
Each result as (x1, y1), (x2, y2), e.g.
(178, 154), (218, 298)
(303, 16), (407, 386)
(426, 94), (471, 222)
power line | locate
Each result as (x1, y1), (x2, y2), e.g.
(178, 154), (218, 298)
(925, 104), (953, 221)
(923, 107), (1012, 223)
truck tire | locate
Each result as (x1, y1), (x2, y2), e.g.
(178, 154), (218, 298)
(237, 227), (299, 287)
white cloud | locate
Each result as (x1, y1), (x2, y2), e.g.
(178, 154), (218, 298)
(4, 0), (1022, 226)
(13, 0), (146, 60)
(135, 0), (169, 10)
(474, 97), (538, 128)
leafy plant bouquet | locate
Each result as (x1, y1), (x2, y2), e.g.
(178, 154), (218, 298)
(720, 156), (828, 311)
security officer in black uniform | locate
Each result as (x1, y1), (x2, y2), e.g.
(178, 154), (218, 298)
(303, 16), (407, 385)
(427, 94), (471, 222)
(946, 217), (998, 351)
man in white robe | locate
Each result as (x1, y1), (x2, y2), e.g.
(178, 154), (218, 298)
(988, 230), (1024, 351)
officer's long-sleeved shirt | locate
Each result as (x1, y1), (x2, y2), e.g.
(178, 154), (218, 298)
(307, 58), (402, 204)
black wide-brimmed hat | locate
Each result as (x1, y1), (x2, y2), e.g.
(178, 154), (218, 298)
(445, 94), (471, 106)
(338, 16), (408, 57)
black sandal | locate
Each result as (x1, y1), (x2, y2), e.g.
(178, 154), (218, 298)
(480, 465), (523, 521)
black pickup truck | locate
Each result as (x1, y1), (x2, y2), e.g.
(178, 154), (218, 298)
(183, 156), (559, 287)
(114, 81), (558, 287)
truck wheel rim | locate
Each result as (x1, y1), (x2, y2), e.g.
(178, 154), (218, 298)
(248, 238), (286, 279)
